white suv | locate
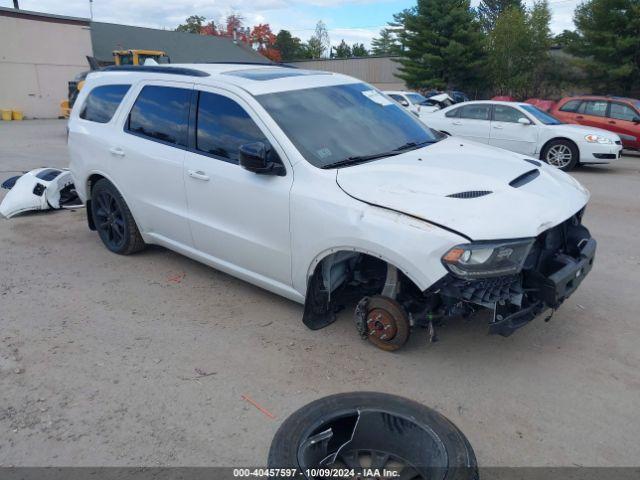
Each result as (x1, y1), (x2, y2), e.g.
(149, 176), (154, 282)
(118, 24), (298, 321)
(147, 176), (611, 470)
(68, 64), (596, 350)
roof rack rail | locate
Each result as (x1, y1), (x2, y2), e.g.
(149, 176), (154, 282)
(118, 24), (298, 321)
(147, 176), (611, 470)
(100, 65), (210, 77)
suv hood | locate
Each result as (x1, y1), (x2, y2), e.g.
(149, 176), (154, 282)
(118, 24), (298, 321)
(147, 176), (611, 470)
(336, 138), (589, 240)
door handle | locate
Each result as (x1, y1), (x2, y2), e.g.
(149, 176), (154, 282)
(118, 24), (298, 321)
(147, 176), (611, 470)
(452, 121), (462, 125)
(608, 120), (616, 124)
(109, 147), (125, 157)
(188, 170), (210, 181)
(493, 125), (503, 129)
(576, 115), (584, 120)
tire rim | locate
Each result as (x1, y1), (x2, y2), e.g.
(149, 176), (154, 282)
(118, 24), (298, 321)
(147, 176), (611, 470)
(297, 409), (448, 479)
(94, 191), (126, 250)
(546, 144), (573, 168)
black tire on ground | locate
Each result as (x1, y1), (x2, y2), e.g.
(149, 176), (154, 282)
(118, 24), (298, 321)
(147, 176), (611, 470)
(268, 392), (478, 480)
(541, 139), (579, 171)
(91, 178), (145, 255)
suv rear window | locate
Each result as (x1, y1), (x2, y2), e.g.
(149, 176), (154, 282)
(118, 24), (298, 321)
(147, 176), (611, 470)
(80, 85), (130, 123)
(196, 91), (270, 163)
(127, 85), (191, 147)
(559, 100), (581, 113)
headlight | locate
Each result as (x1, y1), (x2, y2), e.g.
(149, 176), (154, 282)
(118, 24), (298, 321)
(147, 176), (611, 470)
(442, 239), (535, 279)
(584, 134), (614, 144)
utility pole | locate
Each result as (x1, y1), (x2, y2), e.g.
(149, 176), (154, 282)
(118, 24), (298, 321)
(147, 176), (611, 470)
(89, 0), (94, 20)
(13, 0), (19, 9)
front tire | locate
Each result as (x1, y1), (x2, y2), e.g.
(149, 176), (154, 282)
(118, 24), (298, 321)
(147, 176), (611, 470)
(91, 179), (145, 255)
(541, 139), (578, 171)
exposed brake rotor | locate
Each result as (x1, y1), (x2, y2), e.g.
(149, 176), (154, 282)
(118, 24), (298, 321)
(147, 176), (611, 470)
(360, 295), (410, 351)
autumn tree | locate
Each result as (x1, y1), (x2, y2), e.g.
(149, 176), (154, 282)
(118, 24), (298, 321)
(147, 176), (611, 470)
(251, 24), (282, 62)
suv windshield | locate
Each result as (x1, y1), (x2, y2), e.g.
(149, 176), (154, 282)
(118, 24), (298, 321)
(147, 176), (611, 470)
(520, 104), (563, 125)
(257, 83), (439, 168)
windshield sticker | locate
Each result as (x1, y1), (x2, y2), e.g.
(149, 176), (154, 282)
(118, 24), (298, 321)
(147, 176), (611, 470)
(316, 147), (332, 159)
(362, 90), (393, 106)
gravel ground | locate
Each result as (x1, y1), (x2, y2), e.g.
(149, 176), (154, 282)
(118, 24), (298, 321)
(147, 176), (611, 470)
(1, 119), (639, 468)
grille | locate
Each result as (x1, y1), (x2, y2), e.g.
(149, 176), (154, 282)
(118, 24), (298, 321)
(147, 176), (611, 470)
(447, 190), (492, 199)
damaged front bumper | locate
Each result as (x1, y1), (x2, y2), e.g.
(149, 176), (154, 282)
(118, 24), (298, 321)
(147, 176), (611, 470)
(433, 213), (596, 336)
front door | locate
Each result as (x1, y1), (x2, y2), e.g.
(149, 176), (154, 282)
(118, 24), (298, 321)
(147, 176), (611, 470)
(183, 87), (293, 285)
(447, 104), (492, 144)
(489, 104), (538, 155)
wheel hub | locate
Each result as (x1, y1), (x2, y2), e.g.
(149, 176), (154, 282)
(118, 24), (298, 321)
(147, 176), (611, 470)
(366, 308), (397, 341)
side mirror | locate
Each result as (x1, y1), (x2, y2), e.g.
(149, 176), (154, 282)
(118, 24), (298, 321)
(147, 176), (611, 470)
(239, 142), (285, 176)
(518, 117), (532, 125)
(632, 116), (640, 124)
(400, 100), (410, 107)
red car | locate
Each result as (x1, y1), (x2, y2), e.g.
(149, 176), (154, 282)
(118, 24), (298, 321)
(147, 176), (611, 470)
(551, 96), (640, 150)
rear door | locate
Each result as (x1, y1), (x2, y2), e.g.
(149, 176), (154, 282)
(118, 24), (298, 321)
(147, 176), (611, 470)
(114, 80), (193, 247)
(183, 87), (293, 285)
(607, 101), (640, 148)
(489, 104), (538, 155)
(575, 99), (608, 129)
(444, 104), (492, 143)
(554, 99), (582, 123)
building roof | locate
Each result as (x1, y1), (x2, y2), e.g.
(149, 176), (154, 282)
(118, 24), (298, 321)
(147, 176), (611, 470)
(0, 6), (89, 25)
(90, 22), (271, 64)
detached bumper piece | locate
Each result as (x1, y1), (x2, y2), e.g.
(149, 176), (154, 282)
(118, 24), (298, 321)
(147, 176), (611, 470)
(435, 212), (596, 336)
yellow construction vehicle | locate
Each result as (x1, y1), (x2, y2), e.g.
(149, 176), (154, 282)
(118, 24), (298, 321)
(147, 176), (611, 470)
(60, 50), (170, 118)
(113, 49), (170, 66)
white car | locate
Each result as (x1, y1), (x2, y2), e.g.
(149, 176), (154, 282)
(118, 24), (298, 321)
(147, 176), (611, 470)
(425, 100), (623, 171)
(384, 91), (453, 120)
(68, 64), (596, 351)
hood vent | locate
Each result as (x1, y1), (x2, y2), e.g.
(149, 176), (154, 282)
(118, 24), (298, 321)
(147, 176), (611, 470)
(510, 169), (540, 188)
(524, 158), (541, 167)
(447, 190), (493, 199)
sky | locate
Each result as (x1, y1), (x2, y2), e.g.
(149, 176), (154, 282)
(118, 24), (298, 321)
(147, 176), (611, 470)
(3, 0), (580, 47)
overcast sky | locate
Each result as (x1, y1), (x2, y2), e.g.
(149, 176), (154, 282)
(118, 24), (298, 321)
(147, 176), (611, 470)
(4, 0), (580, 47)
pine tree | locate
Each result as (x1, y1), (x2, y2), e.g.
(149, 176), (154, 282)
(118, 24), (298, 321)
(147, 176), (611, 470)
(333, 40), (352, 58)
(371, 29), (401, 55)
(395, 0), (485, 90)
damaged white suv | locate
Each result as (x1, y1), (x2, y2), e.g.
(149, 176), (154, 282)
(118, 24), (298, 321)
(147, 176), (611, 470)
(68, 64), (596, 350)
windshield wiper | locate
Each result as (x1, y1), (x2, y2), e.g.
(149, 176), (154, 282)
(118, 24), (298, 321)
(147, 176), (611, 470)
(321, 140), (435, 169)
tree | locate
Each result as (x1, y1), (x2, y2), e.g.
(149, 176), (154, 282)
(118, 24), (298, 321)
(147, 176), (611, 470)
(333, 40), (352, 58)
(486, 7), (534, 97)
(176, 15), (205, 34)
(395, 0), (485, 91)
(477, 0), (524, 32)
(351, 43), (368, 57)
(274, 30), (305, 61)
(528, 0), (553, 95)
(371, 29), (402, 56)
(569, 0), (640, 96)
(200, 21), (219, 36)
(307, 21), (330, 59)
(251, 24), (281, 62)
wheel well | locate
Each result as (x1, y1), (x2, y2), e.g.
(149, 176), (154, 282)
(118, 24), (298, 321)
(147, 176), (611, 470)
(540, 137), (580, 161)
(85, 174), (107, 230)
(302, 250), (422, 330)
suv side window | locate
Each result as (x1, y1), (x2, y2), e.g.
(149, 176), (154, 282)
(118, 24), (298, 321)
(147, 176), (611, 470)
(582, 100), (608, 117)
(127, 85), (191, 147)
(493, 105), (525, 123)
(196, 91), (272, 164)
(460, 104), (491, 120)
(80, 84), (130, 123)
(559, 100), (581, 113)
(609, 102), (637, 121)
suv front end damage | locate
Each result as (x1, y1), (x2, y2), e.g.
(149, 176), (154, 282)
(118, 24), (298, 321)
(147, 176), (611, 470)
(428, 210), (595, 336)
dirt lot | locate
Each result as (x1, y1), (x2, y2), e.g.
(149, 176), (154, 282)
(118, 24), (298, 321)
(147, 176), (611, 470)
(1, 119), (639, 467)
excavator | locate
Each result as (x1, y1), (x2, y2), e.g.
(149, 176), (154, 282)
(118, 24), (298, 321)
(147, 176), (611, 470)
(60, 50), (170, 118)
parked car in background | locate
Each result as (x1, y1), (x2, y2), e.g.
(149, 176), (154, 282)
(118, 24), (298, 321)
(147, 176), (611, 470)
(551, 95), (640, 150)
(384, 91), (453, 123)
(425, 100), (622, 170)
(68, 64), (596, 350)
(492, 95), (516, 102)
(525, 98), (556, 112)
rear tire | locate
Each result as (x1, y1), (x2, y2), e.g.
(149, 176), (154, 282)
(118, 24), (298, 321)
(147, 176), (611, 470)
(91, 179), (145, 255)
(541, 139), (578, 171)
